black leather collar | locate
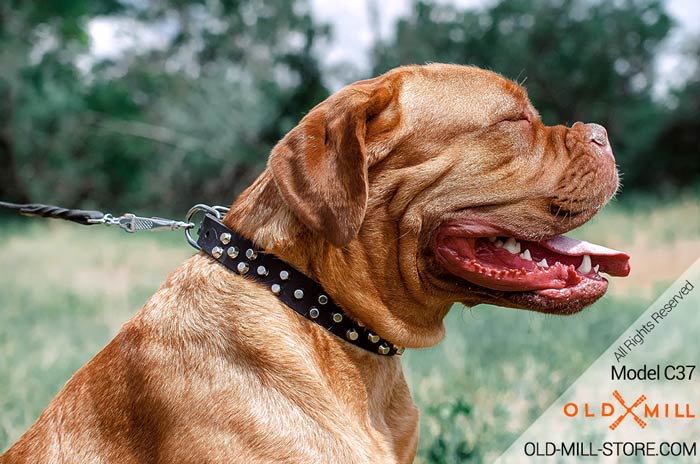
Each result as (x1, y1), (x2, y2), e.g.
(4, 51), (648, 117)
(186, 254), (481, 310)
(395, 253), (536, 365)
(195, 214), (404, 356)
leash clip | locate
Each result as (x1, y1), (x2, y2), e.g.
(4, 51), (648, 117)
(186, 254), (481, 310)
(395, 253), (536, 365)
(90, 213), (193, 233)
(116, 213), (194, 233)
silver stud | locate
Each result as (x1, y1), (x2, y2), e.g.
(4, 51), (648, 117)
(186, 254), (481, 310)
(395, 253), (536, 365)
(293, 289), (304, 299)
(237, 262), (249, 275)
(346, 329), (359, 341)
(245, 248), (257, 260)
(378, 344), (391, 355)
(226, 246), (239, 258)
(317, 294), (329, 305)
(332, 313), (343, 323)
(279, 270), (290, 281)
(219, 232), (231, 245)
(256, 265), (268, 276)
(271, 284), (281, 295)
(367, 333), (380, 343)
(395, 346), (405, 356)
(211, 246), (223, 259)
(309, 307), (320, 319)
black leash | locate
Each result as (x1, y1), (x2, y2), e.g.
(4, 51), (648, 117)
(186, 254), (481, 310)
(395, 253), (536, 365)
(1, 200), (403, 356)
(0, 201), (193, 233)
(0, 201), (104, 225)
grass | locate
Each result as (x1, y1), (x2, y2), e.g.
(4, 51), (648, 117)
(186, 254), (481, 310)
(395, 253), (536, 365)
(1, 193), (698, 461)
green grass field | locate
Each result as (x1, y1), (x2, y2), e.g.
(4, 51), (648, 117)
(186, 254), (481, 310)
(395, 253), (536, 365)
(1, 193), (699, 462)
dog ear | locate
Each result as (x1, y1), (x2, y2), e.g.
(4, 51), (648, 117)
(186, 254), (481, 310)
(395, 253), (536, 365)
(269, 78), (394, 247)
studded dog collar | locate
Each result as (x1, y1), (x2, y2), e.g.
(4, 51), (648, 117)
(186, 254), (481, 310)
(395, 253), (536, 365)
(193, 212), (404, 356)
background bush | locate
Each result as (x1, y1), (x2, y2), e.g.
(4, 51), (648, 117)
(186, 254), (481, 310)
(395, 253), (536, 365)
(1, 0), (698, 215)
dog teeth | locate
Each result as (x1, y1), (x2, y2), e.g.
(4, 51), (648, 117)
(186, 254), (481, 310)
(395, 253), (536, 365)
(520, 249), (532, 261)
(494, 240), (504, 248)
(594, 264), (600, 273)
(488, 236), (497, 242)
(536, 258), (548, 268)
(503, 237), (521, 254)
(577, 254), (592, 274)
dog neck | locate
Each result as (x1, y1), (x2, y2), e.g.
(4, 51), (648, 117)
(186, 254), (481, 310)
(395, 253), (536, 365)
(223, 169), (450, 350)
(196, 212), (403, 355)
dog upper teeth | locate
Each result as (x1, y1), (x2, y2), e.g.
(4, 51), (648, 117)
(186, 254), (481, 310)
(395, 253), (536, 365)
(577, 254), (592, 274)
(494, 239), (504, 248)
(520, 249), (532, 261)
(503, 237), (521, 254)
(537, 258), (548, 268)
(488, 236), (497, 242)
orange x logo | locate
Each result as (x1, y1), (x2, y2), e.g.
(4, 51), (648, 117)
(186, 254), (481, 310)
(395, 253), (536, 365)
(609, 390), (647, 430)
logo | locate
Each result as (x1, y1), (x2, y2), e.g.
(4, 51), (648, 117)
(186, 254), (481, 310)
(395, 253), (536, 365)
(609, 390), (647, 430)
(563, 391), (696, 429)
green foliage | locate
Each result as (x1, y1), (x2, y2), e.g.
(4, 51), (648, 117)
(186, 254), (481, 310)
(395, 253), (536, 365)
(1, 0), (699, 212)
(0, 0), (329, 213)
(638, 41), (700, 190)
(424, 397), (482, 463)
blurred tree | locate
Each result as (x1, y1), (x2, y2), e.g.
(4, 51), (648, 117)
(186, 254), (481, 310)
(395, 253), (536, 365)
(641, 40), (700, 190)
(370, 0), (693, 193)
(1, 0), (696, 215)
(0, 0), (123, 204)
(1, 0), (329, 214)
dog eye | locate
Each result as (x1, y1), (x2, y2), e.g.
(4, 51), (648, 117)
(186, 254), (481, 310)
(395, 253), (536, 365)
(503, 113), (530, 123)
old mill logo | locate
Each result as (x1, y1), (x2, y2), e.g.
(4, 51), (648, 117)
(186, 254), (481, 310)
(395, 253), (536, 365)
(563, 390), (696, 430)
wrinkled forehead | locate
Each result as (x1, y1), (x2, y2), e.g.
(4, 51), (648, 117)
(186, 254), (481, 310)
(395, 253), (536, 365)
(398, 65), (528, 130)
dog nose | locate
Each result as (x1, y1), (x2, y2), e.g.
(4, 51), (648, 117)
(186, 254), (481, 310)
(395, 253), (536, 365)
(571, 122), (613, 158)
(586, 123), (609, 147)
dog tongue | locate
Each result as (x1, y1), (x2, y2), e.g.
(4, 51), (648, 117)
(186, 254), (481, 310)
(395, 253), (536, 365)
(539, 235), (630, 276)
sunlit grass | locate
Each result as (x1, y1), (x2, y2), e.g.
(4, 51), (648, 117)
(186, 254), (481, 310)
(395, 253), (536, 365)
(1, 194), (698, 460)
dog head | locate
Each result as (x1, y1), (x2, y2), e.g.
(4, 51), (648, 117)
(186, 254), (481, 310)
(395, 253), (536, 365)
(231, 64), (630, 348)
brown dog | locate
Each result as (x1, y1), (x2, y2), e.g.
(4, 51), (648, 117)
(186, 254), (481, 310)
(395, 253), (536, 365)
(2, 64), (629, 463)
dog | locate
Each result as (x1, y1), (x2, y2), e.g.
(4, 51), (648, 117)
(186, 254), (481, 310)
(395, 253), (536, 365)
(2, 64), (629, 463)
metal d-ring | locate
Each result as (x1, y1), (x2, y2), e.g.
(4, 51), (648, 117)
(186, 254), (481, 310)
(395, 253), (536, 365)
(185, 204), (230, 250)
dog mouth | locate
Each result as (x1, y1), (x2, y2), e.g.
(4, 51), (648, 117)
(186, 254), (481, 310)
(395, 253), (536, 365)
(433, 223), (630, 313)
